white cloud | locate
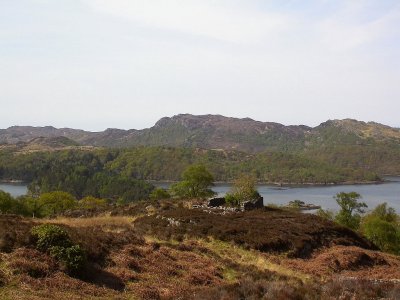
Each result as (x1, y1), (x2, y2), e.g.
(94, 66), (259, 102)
(83, 0), (289, 43)
(317, 2), (400, 51)
(1, 0), (400, 130)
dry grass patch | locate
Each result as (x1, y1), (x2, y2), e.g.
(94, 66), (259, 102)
(196, 238), (311, 283)
(50, 215), (136, 229)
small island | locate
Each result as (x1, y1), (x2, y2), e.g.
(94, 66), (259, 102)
(285, 200), (321, 210)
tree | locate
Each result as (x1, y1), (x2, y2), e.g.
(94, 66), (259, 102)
(25, 183), (43, 218)
(362, 218), (399, 254)
(0, 190), (14, 214)
(79, 196), (108, 210)
(150, 188), (171, 200)
(39, 191), (77, 216)
(171, 164), (215, 199)
(316, 208), (335, 221)
(366, 202), (398, 223)
(334, 192), (367, 230)
(361, 203), (399, 254)
(225, 174), (260, 207)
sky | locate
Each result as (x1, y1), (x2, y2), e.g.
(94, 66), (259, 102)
(0, 0), (399, 131)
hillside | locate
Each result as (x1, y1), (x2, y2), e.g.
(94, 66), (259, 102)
(0, 147), (380, 187)
(2, 115), (400, 151)
(1, 203), (399, 299)
(2, 114), (400, 177)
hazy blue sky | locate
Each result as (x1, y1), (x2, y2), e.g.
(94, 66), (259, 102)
(1, 0), (399, 131)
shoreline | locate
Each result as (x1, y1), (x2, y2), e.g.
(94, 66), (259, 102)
(0, 179), (25, 184)
(213, 179), (387, 187)
(0, 178), (394, 188)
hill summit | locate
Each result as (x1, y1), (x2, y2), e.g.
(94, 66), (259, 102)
(1, 115), (400, 152)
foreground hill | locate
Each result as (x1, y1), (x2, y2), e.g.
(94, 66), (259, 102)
(0, 202), (399, 299)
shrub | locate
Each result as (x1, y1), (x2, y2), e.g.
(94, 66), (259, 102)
(150, 188), (171, 200)
(362, 218), (399, 254)
(50, 245), (86, 272)
(31, 224), (86, 273)
(361, 204), (400, 255)
(316, 208), (335, 221)
(31, 224), (72, 251)
(78, 196), (108, 210)
(0, 190), (14, 214)
(225, 193), (239, 207)
(225, 174), (260, 207)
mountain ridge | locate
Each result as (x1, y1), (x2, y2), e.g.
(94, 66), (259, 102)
(1, 114), (400, 152)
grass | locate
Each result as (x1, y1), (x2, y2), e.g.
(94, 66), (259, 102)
(134, 207), (375, 258)
(196, 238), (311, 282)
(1, 207), (399, 299)
(49, 215), (136, 229)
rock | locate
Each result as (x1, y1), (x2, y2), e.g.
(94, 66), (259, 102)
(207, 197), (226, 207)
(242, 196), (264, 211)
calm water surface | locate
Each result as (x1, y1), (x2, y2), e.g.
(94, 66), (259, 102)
(0, 183), (28, 197)
(1, 178), (399, 212)
(156, 177), (400, 212)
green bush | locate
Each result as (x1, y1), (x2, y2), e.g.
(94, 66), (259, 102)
(50, 245), (86, 272)
(31, 224), (72, 251)
(316, 208), (335, 221)
(361, 203), (400, 255)
(31, 224), (86, 273)
(150, 188), (171, 200)
(225, 193), (239, 207)
(362, 218), (399, 254)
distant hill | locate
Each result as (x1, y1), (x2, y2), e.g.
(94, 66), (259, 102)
(0, 136), (92, 153)
(2, 114), (400, 152)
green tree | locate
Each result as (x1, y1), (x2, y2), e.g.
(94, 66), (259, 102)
(0, 190), (14, 214)
(366, 202), (398, 223)
(225, 174), (260, 207)
(362, 218), (399, 254)
(361, 203), (399, 254)
(171, 164), (215, 199)
(39, 191), (77, 216)
(78, 196), (108, 210)
(334, 192), (367, 230)
(316, 208), (335, 221)
(150, 188), (171, 200)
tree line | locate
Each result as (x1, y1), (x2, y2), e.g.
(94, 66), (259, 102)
(0, 147), (381, 186)
(317, 192), (400, 255)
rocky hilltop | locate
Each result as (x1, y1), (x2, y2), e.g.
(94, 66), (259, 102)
(1, 114), (400, 153)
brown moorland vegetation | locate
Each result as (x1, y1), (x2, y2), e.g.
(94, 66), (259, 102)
(134, 207), (376, 258)
(0, 202), (399, 299)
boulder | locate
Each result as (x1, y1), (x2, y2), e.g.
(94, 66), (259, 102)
(242, 196), (264, 211)
(207, 197), (226, 207)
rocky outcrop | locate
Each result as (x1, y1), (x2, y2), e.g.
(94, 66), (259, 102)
(242, 196), (264, 211)
(207, 197), (226, 207)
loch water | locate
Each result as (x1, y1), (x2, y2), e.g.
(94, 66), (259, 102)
(1, 177), (399, 212)
(156, 177), (400, 212)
